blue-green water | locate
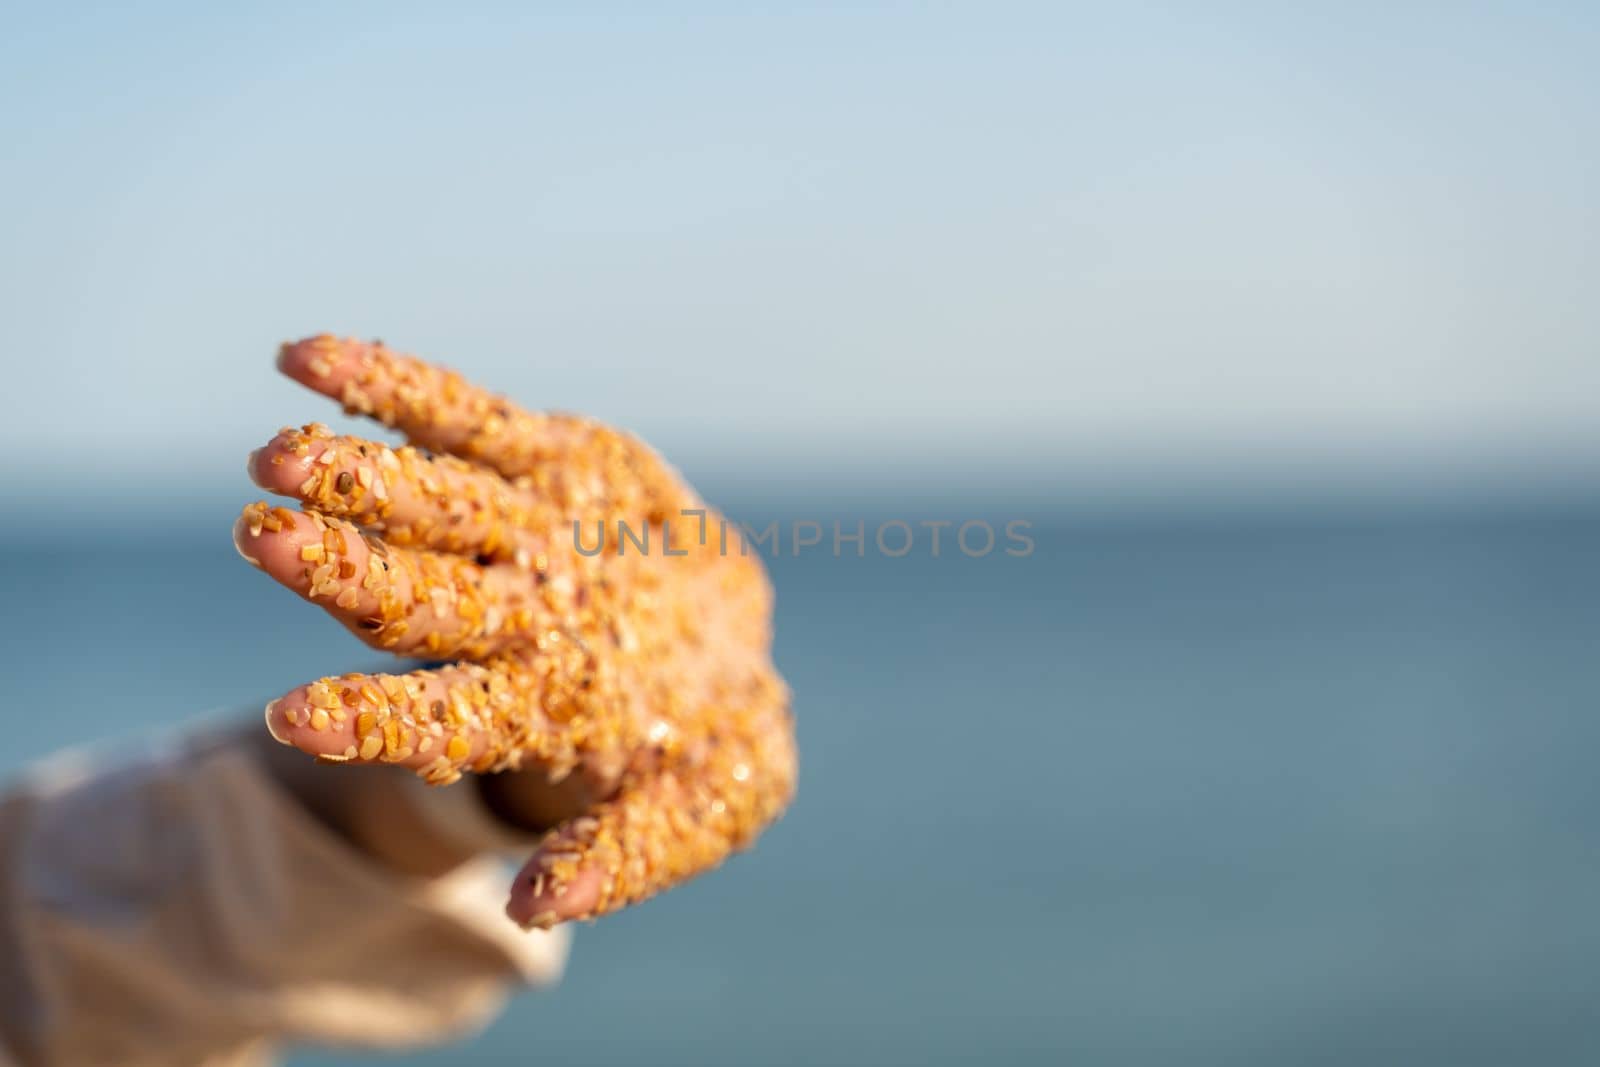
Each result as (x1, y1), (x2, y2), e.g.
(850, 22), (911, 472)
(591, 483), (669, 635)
(2, 498), (1597, 1065)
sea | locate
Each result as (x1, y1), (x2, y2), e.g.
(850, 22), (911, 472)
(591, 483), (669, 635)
(1, 489), (1596, 1066)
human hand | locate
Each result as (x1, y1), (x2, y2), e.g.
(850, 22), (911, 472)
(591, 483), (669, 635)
(234, 336), (796, 928)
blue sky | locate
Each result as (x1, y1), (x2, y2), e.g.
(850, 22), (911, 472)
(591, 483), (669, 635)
(2, 3), (1596, 492)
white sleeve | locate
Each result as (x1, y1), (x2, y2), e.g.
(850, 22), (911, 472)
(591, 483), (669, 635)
(0, 724), (569, 1067)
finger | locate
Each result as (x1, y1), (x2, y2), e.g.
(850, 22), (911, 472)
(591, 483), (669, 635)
(249, 423), (547, 564)
(505, 689), (797, 928)
(277, 334), (575, 478)
(263, 650), (634, 787)
(265, 663), (494, 781)
(277, 334), (692, 518)
(235, 503), (561, 659)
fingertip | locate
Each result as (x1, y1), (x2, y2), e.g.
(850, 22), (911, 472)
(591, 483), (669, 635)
(277, 334), (361, 393)
(248, 433), (316, 496)
(246, 443), (277, 491)
(507, 856), (605, 929)
(265, 683), (362, 760)
(239, 511), (314, 577)
(233, 502), (292, 568)
(276, 335), (328, 378)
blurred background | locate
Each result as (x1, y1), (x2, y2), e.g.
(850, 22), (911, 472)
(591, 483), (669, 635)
(2, 3), (1598, 1064)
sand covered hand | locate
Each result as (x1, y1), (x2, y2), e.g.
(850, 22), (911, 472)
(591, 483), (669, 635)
(234, 335), (796, 929)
